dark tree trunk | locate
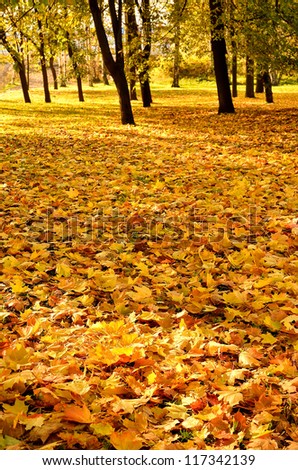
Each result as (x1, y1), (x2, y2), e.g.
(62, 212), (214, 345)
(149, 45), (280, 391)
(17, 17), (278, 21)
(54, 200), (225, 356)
(67, 34), (84, 102)
(172, 29), (180, 87)
(209, 0), (235, 114)
(89, 0), (135, 124)
(102, 60), (110, 85)
(256, 72), (264, 93)
(171, 0), (181, 88)
(232, 47), (237, 97)
(40, 57), (51, 102)
(19, 59), (31, 103)
(263, 71), (274, 103)
(230, 2), (237, 97)
(114, 68), (136, 124)
(125, 0), (138, 100)
(0, 30), (31, 103)
(26, 47), (30, 89)
(140, 78), (151, 107)
(137, 0), (152, 106)
(35, 13), (51, 103)
(49, 56), (58, 90)
(245, 56), (255, 98)
(76, 76), (84, 102)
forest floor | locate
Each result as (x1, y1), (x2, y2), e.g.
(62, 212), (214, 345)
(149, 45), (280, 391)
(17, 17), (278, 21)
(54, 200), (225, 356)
(1, 82), (298, 450)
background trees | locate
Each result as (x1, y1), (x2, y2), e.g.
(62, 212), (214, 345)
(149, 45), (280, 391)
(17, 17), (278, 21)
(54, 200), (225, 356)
(1, 0), (297, 120)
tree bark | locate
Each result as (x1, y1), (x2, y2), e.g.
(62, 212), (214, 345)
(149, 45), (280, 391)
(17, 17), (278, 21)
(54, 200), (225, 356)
(34, 13), (51, 103)
(263, 71), (274, 103)
(89, 0), (135, 124)
(102, 60), (110, 85)
(230, 2), (237, 97)
(256, 72), (264, 93)
(209, 0), (235, 114)
(125, 0), (138, 100)
(171, 0), (181, 88)
(49, 56), (58, 90)
(140, 79), (152, 106)
(137, 0), (152, 107)
(232, 46), (237, 97)
(67, 34), (84, 102)
(58, 53), (67, 86)
(245, 56), (255, 98)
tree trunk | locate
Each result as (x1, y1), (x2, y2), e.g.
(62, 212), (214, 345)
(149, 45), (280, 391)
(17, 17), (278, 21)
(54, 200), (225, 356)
(232, 47), (237, 97)
(270, 70), (279, 85)
(209, 0), (235, 114)
(171, 0), (181, 88)
(138, 0), (152, 106)
(263, 71), (274, 103)
(40, 57), (51, 103)
(26, 44), (30, 89)
(58, 53), (67, 86)
(102, 60), (109, 85)
(0, 30), (31, 103)
(35, 13), (51, 103)
(114, 68), (136, 124)
(230, 2), (237, 97)
(256, 72), (264, 93)
(125, 0), (138, 100)
(88, 0), (135, 125)
(67, 34), (84, 102)
(76, 76), (84, 102)
(140, 78), (151, 107)
(19, 61), (31, 103)
(130, 78), (137, 100)
(245, 56), (255, 98)
(49, 56), (58, 90)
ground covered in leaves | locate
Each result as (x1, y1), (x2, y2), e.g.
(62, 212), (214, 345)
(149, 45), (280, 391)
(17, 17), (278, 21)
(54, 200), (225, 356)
(1, 83), (298, 450)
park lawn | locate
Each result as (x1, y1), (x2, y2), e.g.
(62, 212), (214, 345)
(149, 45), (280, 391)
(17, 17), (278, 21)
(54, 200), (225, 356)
(0, 82), (298, 450)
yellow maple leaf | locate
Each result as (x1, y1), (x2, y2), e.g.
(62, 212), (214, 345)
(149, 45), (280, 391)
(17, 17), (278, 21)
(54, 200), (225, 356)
(223, 290), (247, 305)
(147, 371), (157, 385)
(217, 390), (244, 406)
(77, 294), (95, 307)
(167, 291), (184, 303)
(90, 423), (114, 436)
(56, 262), (71, 277)
(261, 333), (277, 344)
(264, 315), (281, 331)
(3, 399), (28, 416)
(65, 188), (79, 198)
(10, 277), (29, 294)
(127, 285), (152, 302)
(254, 277), (273, 288)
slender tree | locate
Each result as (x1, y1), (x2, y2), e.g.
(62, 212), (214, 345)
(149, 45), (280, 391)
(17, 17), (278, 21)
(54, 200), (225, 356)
(88, 0), (135, 124)
(171, 0), (181, 87)
(209, 0), (235, 113)
(125, 0), (139, 99)
(49, 56), (58, 89)
(245, 55), (255, 97)
(32, 0), (51, 103)
(66, 31), (84, 102)
(263, 70), (273, 103)
(136, 0), (152, 107)
(0, 29), (31, 103)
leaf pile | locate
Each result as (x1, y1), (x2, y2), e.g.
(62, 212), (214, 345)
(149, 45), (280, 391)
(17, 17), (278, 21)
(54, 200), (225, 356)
(1, 85), (298, 450)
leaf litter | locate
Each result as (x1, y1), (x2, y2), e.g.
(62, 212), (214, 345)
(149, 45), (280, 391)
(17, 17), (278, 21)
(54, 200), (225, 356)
(0, 87), (298, 450)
